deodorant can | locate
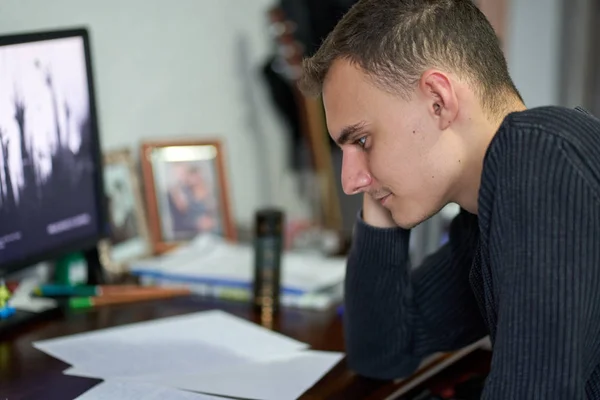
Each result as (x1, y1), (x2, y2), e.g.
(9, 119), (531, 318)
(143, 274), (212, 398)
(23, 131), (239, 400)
(252, 208), (284, 315)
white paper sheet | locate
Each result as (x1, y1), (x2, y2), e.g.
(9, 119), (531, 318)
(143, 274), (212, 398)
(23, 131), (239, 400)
(154, 350), (343, 400)
(10, 276), (58, 312)
(65, 350), (340, 400)
(34, 309), (308, 378)
(74, 380), (223, 400)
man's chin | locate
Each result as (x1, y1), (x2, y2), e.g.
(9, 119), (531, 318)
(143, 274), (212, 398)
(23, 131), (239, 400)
(394, 219), (421, 230)
(391, 210), (435, 230)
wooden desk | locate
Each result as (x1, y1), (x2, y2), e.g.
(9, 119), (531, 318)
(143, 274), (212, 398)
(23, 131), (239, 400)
(0, 296), (395, 399)
(0, 295), (489, 399)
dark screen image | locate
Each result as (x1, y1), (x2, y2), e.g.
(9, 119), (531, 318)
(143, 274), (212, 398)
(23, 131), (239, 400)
(0, 36), (99, 267)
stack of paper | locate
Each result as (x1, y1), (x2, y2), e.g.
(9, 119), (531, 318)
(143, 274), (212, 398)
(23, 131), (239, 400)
(34, 310), (343, 400)
(129, 234), (345, 310)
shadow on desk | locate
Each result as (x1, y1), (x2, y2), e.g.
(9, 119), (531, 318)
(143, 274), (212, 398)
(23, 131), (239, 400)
(0, 295), (490, 400)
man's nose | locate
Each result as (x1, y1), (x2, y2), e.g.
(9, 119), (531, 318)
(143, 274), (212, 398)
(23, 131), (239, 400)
(341, 156), (371, 195)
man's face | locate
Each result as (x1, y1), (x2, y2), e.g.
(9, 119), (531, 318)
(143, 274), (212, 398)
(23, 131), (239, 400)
(323, 60), (463, 228)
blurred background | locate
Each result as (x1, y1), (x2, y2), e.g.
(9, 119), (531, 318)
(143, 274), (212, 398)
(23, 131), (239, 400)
(0, 0), (591, 264)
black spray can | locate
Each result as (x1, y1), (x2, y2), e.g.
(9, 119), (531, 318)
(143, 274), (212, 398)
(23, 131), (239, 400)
(253, 208), (284, 316)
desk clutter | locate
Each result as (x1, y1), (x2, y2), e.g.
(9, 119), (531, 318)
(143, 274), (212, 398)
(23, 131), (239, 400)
(0, 27), (348, 359)
(33, 309), (343, 400)
(130, 233), (345, 311)
(0, 230), (344, 339)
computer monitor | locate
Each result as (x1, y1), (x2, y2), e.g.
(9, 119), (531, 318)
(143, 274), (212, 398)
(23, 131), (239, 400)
(0, 28), (108, 278)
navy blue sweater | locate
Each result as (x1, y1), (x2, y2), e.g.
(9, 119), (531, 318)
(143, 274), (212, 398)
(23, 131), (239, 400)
(344, 106), (600, 398)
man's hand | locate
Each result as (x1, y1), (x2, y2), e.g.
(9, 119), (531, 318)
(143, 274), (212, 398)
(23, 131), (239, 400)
(362, 193), (397, 228)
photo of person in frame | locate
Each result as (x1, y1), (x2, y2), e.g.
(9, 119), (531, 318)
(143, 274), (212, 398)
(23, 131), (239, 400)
(162, 160), (222, 241)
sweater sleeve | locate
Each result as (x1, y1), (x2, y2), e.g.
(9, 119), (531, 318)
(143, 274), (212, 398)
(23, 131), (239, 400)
(344, 208), (488, 380)
(483, 131), (600, 399)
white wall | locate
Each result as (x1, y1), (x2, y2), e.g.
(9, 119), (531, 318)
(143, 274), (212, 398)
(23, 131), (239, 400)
(0, 0), (312, 228)
(505, 0), (563, 107)
(558, 0), (595, 109)
(0, 0), (566, 229)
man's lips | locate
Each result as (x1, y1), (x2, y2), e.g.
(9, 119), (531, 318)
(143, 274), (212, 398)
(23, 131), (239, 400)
(377, 194), (391, 206)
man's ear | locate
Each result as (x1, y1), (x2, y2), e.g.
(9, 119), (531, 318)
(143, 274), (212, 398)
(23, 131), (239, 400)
(418, 69), (459, 130)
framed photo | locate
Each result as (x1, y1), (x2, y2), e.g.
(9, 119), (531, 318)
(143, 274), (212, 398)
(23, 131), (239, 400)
(100, 149), (152, 274)
(140, 139), (236, 254)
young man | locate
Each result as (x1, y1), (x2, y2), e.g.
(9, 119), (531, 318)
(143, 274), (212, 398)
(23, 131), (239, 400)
(300, 0), (600, 398)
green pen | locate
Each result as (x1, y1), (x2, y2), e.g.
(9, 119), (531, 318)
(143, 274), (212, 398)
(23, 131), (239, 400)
(69, 297), (95, 309)
(67, 287), (191, 309)
(34, 284), (141, 297)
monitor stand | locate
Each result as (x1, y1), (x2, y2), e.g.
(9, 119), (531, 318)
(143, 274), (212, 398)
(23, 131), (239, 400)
(84, 247), (106, 285)
(0, 245), (106, 338)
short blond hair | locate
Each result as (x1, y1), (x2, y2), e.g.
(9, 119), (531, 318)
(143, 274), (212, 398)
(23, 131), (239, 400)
(299, 0), (522, 116)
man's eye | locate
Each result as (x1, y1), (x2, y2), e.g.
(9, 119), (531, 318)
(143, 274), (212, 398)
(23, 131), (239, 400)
(356, 137), (367, 147)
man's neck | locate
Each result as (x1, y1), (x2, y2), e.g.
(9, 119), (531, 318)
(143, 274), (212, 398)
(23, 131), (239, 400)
(453, 101), (527, 214)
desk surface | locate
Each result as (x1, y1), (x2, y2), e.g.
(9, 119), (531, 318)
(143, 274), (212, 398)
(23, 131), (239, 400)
(1, 295), (408, 400)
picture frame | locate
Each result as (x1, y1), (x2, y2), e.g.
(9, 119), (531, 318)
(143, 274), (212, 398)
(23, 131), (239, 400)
(140, 139), (236, 254)
(100, 148), (152, 274)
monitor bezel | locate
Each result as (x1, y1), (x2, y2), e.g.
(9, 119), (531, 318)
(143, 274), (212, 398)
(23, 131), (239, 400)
(0, 27), (109, 277)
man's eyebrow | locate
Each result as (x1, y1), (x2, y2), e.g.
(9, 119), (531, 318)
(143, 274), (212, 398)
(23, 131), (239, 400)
(335, 122), (368, 146)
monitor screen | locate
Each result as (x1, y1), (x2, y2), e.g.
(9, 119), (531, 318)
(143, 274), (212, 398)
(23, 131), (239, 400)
(0, 28), (107, 275)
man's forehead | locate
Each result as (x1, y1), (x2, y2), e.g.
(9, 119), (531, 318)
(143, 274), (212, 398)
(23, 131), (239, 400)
(323, 61), (369, 136)
(323, 59), (364, 93)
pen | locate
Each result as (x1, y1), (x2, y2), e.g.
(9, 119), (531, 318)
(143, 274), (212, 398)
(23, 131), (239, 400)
(68, 287), (192, 309)
(35, 284), (167, 297)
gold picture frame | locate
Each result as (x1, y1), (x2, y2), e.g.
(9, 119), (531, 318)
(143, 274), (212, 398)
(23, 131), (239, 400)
(140, 139), (236, 254)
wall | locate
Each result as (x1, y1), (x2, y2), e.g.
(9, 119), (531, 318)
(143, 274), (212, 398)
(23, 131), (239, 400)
(505, 0), (563, 107)
(558, 0), (598, 111)
(0, 0), (567, 230)
(0, 0), (312, 228)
